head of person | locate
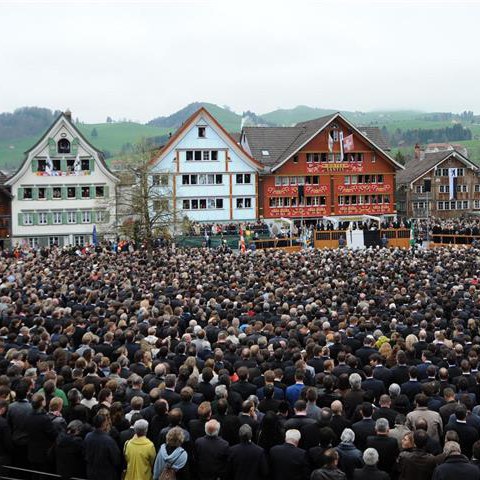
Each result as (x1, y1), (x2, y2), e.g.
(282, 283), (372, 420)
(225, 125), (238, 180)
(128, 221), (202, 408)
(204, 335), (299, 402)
(340, 428), (355, 444)
(375, 418), (389, 436)
(238, 424), (252, 443)
(285, 429), (301, 447)
(363, 448), (379, 467)
(134, 419), (148, 437)
(166, 427), (185, 448)
(323, 449), (339, 469)
(443, 441), (461, 457)
(205, 419), (220, 437)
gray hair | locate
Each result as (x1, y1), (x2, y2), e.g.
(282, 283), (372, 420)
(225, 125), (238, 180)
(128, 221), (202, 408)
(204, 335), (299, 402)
(215, 384), (228, 399)
(375, 418), (389, 434)
(389, 383), (401, 397)
(340, 428), (355, 443)
(443, 441), (461, 456)
(134, 419), (149, 436)
(205, 419), (220, 437)
(363, 448), (379, 466)
(349, 373), (362, 390)
(239, 424), (252, 442)
(285, 429), (301, 444)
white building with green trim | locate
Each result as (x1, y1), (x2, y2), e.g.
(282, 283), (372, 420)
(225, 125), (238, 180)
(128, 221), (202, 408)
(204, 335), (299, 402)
(5, 110), (119, 248)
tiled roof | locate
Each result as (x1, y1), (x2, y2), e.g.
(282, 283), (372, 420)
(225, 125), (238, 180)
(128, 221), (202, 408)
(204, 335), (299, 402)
(357, 127), (390, 151)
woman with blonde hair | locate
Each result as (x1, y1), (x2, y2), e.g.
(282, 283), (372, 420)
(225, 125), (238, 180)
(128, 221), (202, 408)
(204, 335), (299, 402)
(153, 427), (188, 480)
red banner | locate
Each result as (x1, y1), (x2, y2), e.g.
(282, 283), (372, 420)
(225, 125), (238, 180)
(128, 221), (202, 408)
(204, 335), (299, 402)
(266, 185), (328, 196)
(268, 205), (328, 217)
(336, 204), (392, 215)
(337, 184), (392, 194)
(307, 163), (363, 174)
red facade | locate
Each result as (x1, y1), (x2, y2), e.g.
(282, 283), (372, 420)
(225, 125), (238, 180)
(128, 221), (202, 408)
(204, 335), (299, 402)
(259, 118), (398, 220)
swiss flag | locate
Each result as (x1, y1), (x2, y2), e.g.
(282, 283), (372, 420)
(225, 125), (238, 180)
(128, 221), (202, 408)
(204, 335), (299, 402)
(343, 134), (354, 152)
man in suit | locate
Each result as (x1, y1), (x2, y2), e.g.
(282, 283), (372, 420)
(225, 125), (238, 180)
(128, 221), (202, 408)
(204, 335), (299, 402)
(161, 374), (181, 408)
(352, 448), (389, 480)
(373, 395), (398, 428)
(269, 429), (310, 480)
(390, 351), (410, 386)
(362, 366), (386, 404)
(228, 424), (269, 480)
(432, 441), (480, 480)
(194, 419), (229, 480)
(231, 366), (257, 400)
(365, 418), (399, 475)
(445, 405), (479, 458)
(401, 367), (423, 403)
(352, 403), (376, 451)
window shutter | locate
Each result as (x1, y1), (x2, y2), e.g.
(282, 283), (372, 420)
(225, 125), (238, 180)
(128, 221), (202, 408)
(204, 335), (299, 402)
(60, 158), (67, 172)
(72, 138), (79, 155)
(61, 187), (67, 200)
(89, 186), (95, 199)
(46, 188), (53, 200)
(104, 211), (110, 223)
(18, 188), (24, 200)
(104, 185), (109, 198)
(31, 159), (37, 172)
(32, 213), (38, 226)
(18, 213), (23, 226)
(32, 188), (39, 200)
(47, 212), (53, 225)
(89, 158), (95, 171)
(61, 212), (68, 224)
(76, 211), (82, 224)
(48, 138), (56, 155)
(76, 187), (81, 199)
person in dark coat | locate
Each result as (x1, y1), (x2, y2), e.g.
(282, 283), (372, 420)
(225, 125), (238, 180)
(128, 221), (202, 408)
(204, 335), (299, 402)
(396, 430), (436, 480)
(445, 405), (479, 458)
(335, 429), (363, 480)
(269, 429), (310, 480)
(365, 418), (399, 474)
(24, 393), (58, 472)
(432, 441), (480, 480)
(351, 403), (376, 451)
(353, 448), (389, 480)
(0, 400), (12, 467)
(55, 420), (87, 480)
(194, 419), (229, 480)
(84, 414), (122, 480)
(311, 448), (346, 480)
(228, 424), (269, 480)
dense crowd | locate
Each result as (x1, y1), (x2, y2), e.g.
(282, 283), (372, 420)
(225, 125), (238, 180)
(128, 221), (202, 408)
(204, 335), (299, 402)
(1, 245), (480, 479)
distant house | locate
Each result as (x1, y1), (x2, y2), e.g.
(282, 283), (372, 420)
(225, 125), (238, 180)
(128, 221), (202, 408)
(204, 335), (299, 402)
(241, 113), (403, 223)
(149, 107), (263, 226)
(396, 148), (479, 218)
(5, 110), (119, 248)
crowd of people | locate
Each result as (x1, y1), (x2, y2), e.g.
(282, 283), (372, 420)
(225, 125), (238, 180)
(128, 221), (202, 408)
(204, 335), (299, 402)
(1, 245), (480, 479)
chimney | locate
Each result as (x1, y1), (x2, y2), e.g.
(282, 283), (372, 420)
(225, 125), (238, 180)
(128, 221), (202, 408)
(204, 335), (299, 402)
(414, 143), (421, 160)
(64, 109), (72, 122)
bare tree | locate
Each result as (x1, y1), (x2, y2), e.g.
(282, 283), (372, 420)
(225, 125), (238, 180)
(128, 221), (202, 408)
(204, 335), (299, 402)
(103, 139), (173, 250)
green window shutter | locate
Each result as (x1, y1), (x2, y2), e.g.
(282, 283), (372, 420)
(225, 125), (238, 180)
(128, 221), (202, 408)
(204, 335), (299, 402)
(61, 187), (67, 200)
(62, 212), (68, 224)
(32, 213), (38, 226)
(104, 211), (110, 223)
(48, 138), (56, 155)
(32, 188), (39, 200)
(18, 213), (23, 226)
(60, 158), (67, 172)
(47, 212), (53, 225)
(89, 186), (94, 199)
(76, 187), (81, 199)
(18, 188), (24, 200)
(89, 158), (95, 171)
(72, 138), (79, 155)
(31, 159), (37, 172)
(76, 211), (82, 224)
(104, 185), (109, 198)
(46, 187), (53, 200)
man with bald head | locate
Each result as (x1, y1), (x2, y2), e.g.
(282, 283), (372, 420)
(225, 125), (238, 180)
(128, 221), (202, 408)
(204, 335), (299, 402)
(194, 419), (229, 480)
(330, 400), (351, 439)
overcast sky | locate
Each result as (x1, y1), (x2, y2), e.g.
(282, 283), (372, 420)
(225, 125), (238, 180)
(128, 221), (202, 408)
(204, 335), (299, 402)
(0, 0), (479, 123)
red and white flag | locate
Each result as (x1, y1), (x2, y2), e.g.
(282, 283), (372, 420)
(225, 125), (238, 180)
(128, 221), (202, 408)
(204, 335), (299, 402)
(328, 132), (334, 153)
(343, 134), (354, 152)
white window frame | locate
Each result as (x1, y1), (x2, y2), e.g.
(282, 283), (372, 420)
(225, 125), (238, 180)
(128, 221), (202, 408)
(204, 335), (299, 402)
(67, 211), (76, 224)
(23, 213), (34, 226)
(81, 211), (91, 224)
(53, 211), (62, 224)
(38, 212), (48, 225)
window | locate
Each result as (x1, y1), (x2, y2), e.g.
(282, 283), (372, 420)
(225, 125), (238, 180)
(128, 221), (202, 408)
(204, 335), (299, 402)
(67, 187), (76, 199)
(23, 188), (33, 199)
(199, 199), (207, 209)
(351, 176), (358, 185)
(74, 235), (85, 246)
(262, 150), (269, 156)
(38, 188), (46, 199)
(442, 168), (449, 176)
(475, 185), (480, 193)
(463, 200), (469, 209)
(23, 213), (34, 225)
(81, 159), (90, 171)
(49, 237), (59, 247)
(216, 199), (223, 209)
(67, 158), (75, 172)
(57, 139), (70, 153)
(38, 212), (48, 225)
(439, 185), (449, 193)
(344, 176), (350, 185)
(198, 175), (207, 185)
(53, 187), (62, 199)
(186, 151), (193, 161)
(28, 238), (39, 249)
(53, 211), (62, 224)
(275, 177), (281, 186)
(475, 200), (480, 209)
(81, 211), (91, 223)
(81, 187), (90, 198)
(457, 168), (464, 177)
(203, 151), (210, 161)
(306, 153), (320, 163)
(293, 155), (298, 164)
(198, 127), (206, 138)
(236, 198), (252, 209)
(332, 130), (339, 142)
(95, 186), (105, 197)
(37, 159), (46, 172)
(194, 151), (202, 161)
(236, 174), (251, 184)
(182, 200), (190, 210)
(415, 185), (425, 194)
(67, 211), (76, 224)
(182, 175), (190, 185)
(457, 184), (468, 193)
(281, 177), (289, 186)
(377, 175), (384, 183)
(215, 174), (222, 184)
(96, 210), (106, 222)
(211, 150), (218, 161)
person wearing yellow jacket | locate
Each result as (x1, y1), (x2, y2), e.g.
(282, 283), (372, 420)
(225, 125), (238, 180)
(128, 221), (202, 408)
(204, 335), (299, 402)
(124, 419), (156, 480)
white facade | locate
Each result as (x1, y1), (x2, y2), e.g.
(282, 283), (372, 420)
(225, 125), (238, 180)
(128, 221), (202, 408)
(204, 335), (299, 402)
(150, 108), (262, 224)
(6, 112), (118, 248)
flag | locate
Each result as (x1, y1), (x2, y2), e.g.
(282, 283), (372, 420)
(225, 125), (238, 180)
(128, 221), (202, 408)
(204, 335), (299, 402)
(410, 222), (415, 247)
(45, 154), (54, 175)
(343, 134), (354, 152)
(240, 234), (246, 253)
(339, 131), (344, 162)
(74, 154), (81, 175)
(328, 131), (334, 153)
(448, 168), (457, 200)
(92, 224), (98, 246)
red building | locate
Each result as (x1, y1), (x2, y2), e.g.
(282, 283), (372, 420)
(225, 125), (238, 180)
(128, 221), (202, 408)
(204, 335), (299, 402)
(241, 113), (403, 222)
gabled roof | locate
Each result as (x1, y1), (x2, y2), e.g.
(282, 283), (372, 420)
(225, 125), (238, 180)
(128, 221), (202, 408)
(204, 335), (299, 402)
(396, 149), (477, 186)
(242, 112), (401, 172)
(150, 107), (263, 170)
(6, 112), (118, 185)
